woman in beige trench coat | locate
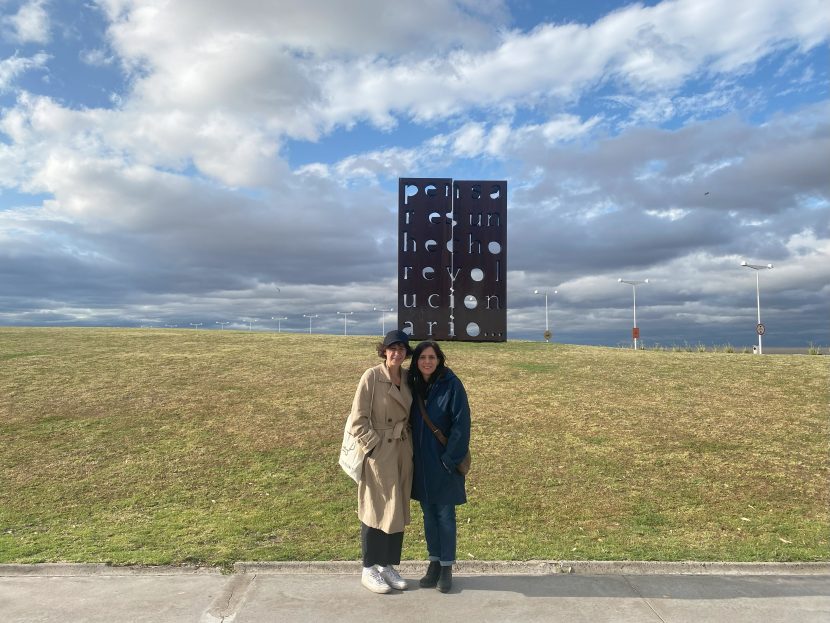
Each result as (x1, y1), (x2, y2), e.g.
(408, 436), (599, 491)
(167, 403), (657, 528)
(347, 329), (414, 594)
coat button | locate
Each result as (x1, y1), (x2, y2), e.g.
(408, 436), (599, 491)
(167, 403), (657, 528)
(388, 418), (392, 422)
(387, 439), (392, 443)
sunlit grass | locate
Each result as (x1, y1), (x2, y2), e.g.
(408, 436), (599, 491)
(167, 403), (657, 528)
(1, 327), (827, 567)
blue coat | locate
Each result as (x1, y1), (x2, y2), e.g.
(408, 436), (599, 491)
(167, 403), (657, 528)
(411, 368), (470, 506)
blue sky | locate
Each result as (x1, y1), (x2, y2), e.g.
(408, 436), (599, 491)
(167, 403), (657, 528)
(0, 0), (828, 346)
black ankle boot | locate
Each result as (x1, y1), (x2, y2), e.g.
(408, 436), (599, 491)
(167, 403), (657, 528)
(419, 561), (440, 588)
(436, 565), (452, 592)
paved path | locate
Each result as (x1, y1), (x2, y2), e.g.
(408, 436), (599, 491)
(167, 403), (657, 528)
(2, 562), (828, 622)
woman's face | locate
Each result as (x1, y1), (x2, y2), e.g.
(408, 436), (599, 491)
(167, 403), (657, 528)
(417, 346), (439, 380)
(384, 343), (407, 369)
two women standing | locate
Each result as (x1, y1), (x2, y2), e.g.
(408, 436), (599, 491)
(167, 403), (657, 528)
(347, 332), (470, 595)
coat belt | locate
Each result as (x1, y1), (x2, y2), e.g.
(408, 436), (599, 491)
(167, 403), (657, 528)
(374, 421), (408, 440)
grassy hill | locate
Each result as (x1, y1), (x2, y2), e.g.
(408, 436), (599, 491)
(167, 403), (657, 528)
(1, 327), (827, 568)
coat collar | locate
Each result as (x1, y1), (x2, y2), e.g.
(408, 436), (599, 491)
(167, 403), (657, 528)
(374, 363), (412, 410)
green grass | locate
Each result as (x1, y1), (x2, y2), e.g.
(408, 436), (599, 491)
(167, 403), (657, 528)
(1, 327), (828, 568)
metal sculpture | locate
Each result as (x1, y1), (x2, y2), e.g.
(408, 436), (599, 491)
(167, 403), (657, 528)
(398, 178), (507, 342)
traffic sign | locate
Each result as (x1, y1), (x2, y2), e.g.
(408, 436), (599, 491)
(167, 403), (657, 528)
(756, 323), (765, 336)
(632, 327), (640, 339)
(543, 330), (552, 341)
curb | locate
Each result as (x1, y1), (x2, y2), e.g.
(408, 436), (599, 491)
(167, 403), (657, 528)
(234, 560), (830, 576)
(3, 561), (828, 577)
(0, 563), (222, 577)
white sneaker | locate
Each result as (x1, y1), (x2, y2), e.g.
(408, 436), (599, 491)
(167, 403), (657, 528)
(362, 567), (392, 594)
(379, 565), (408, 590)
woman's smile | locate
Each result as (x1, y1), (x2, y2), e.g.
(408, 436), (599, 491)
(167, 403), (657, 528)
(417, 347), (438, 379)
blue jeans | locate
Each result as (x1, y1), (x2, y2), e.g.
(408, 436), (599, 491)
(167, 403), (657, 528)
(420, 502), (456, 565)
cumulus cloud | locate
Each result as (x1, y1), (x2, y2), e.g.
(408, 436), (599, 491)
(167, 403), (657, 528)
(1, 0), (50, 44)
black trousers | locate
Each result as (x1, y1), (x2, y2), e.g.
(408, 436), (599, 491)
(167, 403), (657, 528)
(361, 522), (404, 567)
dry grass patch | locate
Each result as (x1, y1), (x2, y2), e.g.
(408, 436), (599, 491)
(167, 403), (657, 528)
(1, 328), (827, 566)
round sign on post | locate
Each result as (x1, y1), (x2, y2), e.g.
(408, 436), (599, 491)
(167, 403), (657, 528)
(543, 330), (552, 342)
(756, 323), (766, 336)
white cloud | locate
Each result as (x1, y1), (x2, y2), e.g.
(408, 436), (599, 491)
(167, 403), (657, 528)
(451, 122), (487, 157)
(13, 0), (812, 192)
(1, 0), (50, 44)
(0, 51), (49, 92)
(316, 0), (829, 129)
(82, 0), (830, 161)
(79, 48), (116, 67)
(99, 0), (508, 59)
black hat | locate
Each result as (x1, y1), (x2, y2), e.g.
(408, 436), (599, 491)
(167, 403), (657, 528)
(383, 329), (411, 351)
(381, 329), (412, 357)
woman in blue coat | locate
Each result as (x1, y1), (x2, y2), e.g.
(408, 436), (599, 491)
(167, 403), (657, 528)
(407, 340), (470, 593)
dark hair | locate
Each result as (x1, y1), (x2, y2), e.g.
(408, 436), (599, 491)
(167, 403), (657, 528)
(407, 340), (447, 396)
(376, 341), (413, 359)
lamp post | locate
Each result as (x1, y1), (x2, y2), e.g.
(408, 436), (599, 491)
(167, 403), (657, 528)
(303, 314), (318, 334)
(741, 261), (773, 355)
(533, 289), (557, 342)
(271, 316), (288, 332)
(618, 279), (648, 349)
(245, 318), (258, 331)
(216, 321), (229, 330)
(373, 307), (394, 335)
(190, 322), (203, 330)
(337, 311), (354, 335)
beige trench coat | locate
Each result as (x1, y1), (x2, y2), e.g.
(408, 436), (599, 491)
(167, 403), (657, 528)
(347, 362), (413, 534)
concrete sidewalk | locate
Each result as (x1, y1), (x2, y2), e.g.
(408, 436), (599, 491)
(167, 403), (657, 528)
(2, 561), (828, 623)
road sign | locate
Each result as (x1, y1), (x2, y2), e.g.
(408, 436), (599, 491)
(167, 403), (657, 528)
(543, 330), (552, 341)
(632, 327), (640, 339)
(756, 323), (765, 336)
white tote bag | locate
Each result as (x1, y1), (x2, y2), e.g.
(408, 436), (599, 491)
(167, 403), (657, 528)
(338, 429), (364, 483)
(339, 369), (375, 483)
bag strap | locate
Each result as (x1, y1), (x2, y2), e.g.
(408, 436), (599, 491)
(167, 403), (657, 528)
(417, 395), (448, 446)
(370, 368), (376, 419)
(366, 367), (376, 433)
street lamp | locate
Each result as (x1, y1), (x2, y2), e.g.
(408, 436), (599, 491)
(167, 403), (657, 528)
(245, 318), (258, 331)
(337, 311), (354, 335)
(741, 261), (773, 355)
(190, 322), (203, 330)
(618, 278), (649, 350)
(533, 289), (557, 342)
(303, 314), (318, 334)
(373, 307), (394, 335)
(216, 321), (229, 330)
(271, 316), (288, 332)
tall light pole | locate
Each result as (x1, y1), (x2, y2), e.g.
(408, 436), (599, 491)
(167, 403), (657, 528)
(303, 314), (318, 334)
(741, 261), (773, 355)
(373, 307), (394, 335)
(618, 278), (648, 350)
(190, 322), (203, 330)
(271, 316), (288, 332)
(216, 321), (229, 330)
(245, 318), (258, 331)
(337, 311), (354, 335)
(533, 289), (557, 342)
